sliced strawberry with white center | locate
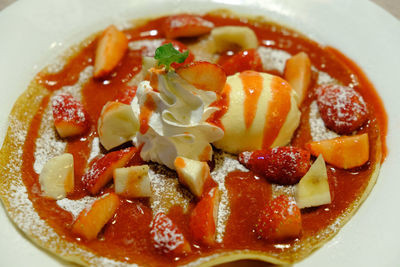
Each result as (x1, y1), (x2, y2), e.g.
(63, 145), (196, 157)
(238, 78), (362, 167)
(52, 93), (89, 138)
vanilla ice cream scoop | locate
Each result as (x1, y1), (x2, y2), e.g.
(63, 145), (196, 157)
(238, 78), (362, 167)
(213, 71), (300, 154)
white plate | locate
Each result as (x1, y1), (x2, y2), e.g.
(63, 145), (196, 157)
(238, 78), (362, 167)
(0, 0), (399, 266)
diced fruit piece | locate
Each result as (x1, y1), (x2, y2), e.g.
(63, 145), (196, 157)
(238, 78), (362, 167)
(295, 155), (331, 209)
(176, 61), (227, 93)
(239, 147), (311, 185)
(113, 165), (152, 198)
(82, 147), (137, 194)
(39, 153), (74, 200)
(256, 195), (302, 241)
(162, 40), (195, 69)
(71, 193), (120, 240)
(150, 212), (191, 255)
(163, 14), (214, 39)
(190, 187), (220, 246)
(211, 26), (258, 53)
(174, 156), (210, 197)
(219, 49), (263, 75)
(316, 83), (368, 134)
(94, 25), (128, 78)
(284, 52), (311, 105)
(115, 85), (137, 104)
(52, 93), (89, 138)
(97, 101), (139, 150)
(306, 133), (369, 169)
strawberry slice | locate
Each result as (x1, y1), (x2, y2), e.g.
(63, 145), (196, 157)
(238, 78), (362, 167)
(163, 14), (214, 39)
(162, 40), (195, 69)
(239, 147), (311, 185)
(71, 193), (120, 240)
(82, 147), (137, 194)
(219, 49), (263, 76)
(190, 187), (220, 246)
(150, 212), (191, 255)
(176, 61), (227, 93)
(94, 25), (128, 78)
(52, 93), (89, 138)
(316, 84), (368, 134)
(256, 194), (302, 241)
(306, 133), (369, 169)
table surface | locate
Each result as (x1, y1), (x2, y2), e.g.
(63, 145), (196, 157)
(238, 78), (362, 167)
(0, 0), (399, 19)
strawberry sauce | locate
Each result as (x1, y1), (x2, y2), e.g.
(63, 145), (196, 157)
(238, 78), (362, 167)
(22, 13), (387, 266)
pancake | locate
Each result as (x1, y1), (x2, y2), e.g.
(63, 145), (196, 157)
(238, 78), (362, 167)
(0, 10), (386, 267)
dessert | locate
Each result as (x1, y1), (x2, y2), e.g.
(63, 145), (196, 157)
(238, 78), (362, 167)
(0, 10), (387, 267)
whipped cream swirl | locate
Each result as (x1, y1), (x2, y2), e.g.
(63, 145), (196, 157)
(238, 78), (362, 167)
(131, 72), (224, 169)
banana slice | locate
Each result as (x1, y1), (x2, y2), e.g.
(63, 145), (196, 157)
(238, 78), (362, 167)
(98, 101), (139, 150)
(114, 165), (152, 198)
(39, 153), (74, 200)
(211, 26), (258, 52)
(295, 154), (331, 209)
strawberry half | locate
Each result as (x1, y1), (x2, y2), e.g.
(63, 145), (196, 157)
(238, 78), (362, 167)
(163, 14), (214, 39)
(239, 147), (311, 185)
(219, 49), (263, 76)
(316, 84), (368, 134)
(82, 147), (137, 194)
(150, 212), (191, 255)
(256, 194), (302, 241)
(190, 187), (220, 246)
(52, 93), (89, 138)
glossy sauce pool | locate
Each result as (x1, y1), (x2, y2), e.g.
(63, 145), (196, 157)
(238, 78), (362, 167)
(23, 14), (387, 266)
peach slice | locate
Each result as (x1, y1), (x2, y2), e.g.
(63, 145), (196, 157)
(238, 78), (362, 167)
(113, 165), (152, 198)
(306, 133), (369, 169)
(39, 153), (74, 200)
(52, 93), (89, 138)
(176, 61), (227, 93)
(97, 101), (139, 150)
(163, 14), (214, 39)
(82, 147), (137, 194)
(71, 193), (120, 240)
(190, 187), (220, 246)
(94, 25), (128, 78)
(174, 156), (210, 198)
(284, 52), (311, 105)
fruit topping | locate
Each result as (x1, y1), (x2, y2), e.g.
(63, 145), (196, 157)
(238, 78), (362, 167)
(97, 101), (139, 150)
(113, 165), (152, 198)
(239, 147), (311, 185)
(255, 194), (302, 241)
(306, 133), (369, 169)
(82, 147), (137, 194)
(284, 52), (311, 105)
(219, 49), (263, 76)
(211, 26), (258, 53)
(176, 61), (227, 93)
(295, 155), (331, 209)
(94, 25), (128, 78)
(174, 156), (210, 198)
(163, 14), (214, 39)
(316, 83), (368, 134)
(39, 153), (74, 200)
(71, 193), (120, 240)
(52, 93), (89, 138)
(150, 212), (191, 255)
(190, 187), (220, 246)
(162, 40), (195, 69)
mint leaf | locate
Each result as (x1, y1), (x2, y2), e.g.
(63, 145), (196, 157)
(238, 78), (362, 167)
(154, 43), (189, 71)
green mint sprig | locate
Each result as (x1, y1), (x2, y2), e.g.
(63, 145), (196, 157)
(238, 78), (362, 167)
(154, 43), (189, 71)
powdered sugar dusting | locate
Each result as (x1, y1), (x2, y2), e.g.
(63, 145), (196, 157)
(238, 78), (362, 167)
(148, 164), (192, 215)
(211, 150), (247, 243)
(128, 39), (164, 57)
(56, 196), (97, 219)
(58, 66), (93, 101)
(257, 46), (291, 74)
(309, 101), (339, 141)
